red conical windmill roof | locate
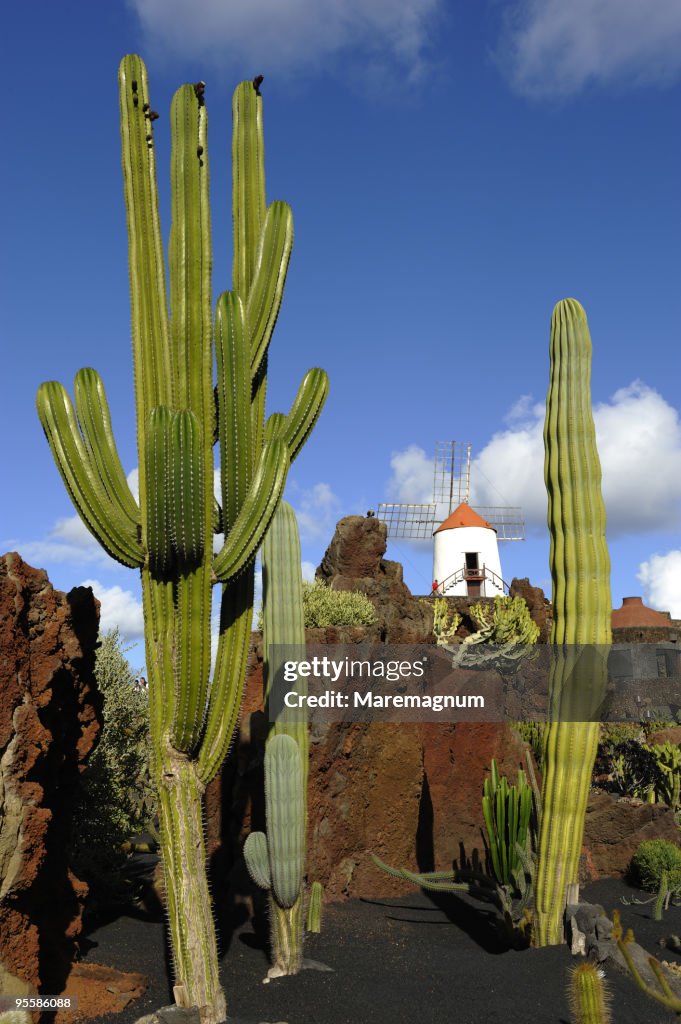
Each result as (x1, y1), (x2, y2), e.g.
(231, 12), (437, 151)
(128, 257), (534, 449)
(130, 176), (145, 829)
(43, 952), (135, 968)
(433, 503), (496, 534)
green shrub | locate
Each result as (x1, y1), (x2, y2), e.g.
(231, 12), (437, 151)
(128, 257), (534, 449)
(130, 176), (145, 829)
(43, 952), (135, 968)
(70, 629), (157, 905)
(256, 579), (376, 629)
(432, 597), (461, 645)
(303, 579), (377, 627)
(600, 722), (644, 750)
(631, 840), (681, 893)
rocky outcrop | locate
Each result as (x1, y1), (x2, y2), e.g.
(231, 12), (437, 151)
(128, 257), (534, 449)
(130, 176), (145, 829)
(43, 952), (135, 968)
(316, 515), (434, 643)
(582, 790), (680, 878)
(0, 553), (102, 998)
(209, 519), (540, 902)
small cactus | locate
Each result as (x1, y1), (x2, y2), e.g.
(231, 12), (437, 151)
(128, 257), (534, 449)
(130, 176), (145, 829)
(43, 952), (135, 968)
(568, 962), (612, 1024)
(306, 880), (324, 933)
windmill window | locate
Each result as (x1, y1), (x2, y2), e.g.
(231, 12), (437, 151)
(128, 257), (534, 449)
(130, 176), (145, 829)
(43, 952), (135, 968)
(465, 552), (479, 574)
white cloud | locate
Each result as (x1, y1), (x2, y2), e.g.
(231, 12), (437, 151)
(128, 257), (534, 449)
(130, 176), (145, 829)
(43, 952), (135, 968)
(638, 551), (681, 618)
(388, 382), (681, 540)
(498, 0), (681, 97)
(385, 444), (434, 504)
(301, 560), (317, 582)
(81, 578), (145, 642)
(127, 467), (139, 501)
(292, 482), (342, 542)
(8, 514), (117, 570)
(504, 394), (543, 425)
(129, 0), (440, 83)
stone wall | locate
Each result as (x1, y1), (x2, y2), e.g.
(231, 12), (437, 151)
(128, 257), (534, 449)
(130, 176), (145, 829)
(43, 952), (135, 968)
(0, 553), (102, 997)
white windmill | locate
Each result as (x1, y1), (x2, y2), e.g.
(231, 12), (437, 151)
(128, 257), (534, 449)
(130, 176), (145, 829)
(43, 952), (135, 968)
(377, 441), (524, 598)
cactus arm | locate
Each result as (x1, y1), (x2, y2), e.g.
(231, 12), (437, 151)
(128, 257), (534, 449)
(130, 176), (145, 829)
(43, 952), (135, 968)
(232, 81), (266, 300)
(264, 411), (287, 441)
(169, 83), (212, 417)
(262, 502), (308, 776)
(165, 83), (214, 756)
(533, 299), (612, 947)
(118, 55), (172, 502)
(244, 831), (272, 890)
(168, 411), (205, 567)
(251, 359), (269, 461)
(197, 571), (254, 785)
(247, 201), (294, 379)
(264, 734), (305, 909)
(268, 368), (330, 464)
(144, 407), (174, 574)
(215, 292), (252, 532)
(169, 411), (210, 752)
(36, 381), (143, 567)
(73, 368), (140, 528)
(212, 439), (290, 582)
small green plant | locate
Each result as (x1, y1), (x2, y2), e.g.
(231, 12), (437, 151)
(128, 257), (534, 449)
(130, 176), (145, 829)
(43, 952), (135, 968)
(604, 739), (662, 801)
(482, 759), (533, 888)
(432, 597), (461, 645)
(451, 595), (539, 673)
(632, 840), (681, 909)
(469, 596), (540, 646)
(302, 579), (376, 628)
(70, 629), (156, 905)
(567, 962), (612, 1024)
(642, 743), (681, 815)
(306, 880), (323, 933)
(600, 722), (644, 749)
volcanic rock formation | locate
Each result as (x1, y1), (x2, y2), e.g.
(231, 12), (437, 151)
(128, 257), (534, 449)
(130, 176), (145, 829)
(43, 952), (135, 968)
(0, 553), (102, 997)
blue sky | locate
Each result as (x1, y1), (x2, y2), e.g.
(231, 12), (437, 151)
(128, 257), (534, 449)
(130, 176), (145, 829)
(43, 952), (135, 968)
(3, 0), (681, 667)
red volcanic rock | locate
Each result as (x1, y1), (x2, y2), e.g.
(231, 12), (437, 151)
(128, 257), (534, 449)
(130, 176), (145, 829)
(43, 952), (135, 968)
(646, 727), (681, 747)
(582, 790), (680, 878)
(422, 723), (535, 870)
(316, 515), (434, 643)
(213, 643), (536, 901)
(0, 553), (102, 997)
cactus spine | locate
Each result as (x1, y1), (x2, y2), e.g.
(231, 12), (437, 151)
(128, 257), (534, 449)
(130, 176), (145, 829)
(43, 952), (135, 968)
(532, 299), (611, 947)
(243, 500), (311, 975)
(568, 963), (612, 1024)
(36, 56), (327, 1023)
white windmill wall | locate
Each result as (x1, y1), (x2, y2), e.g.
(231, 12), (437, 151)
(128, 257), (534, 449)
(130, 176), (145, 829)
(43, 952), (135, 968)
(433, 525), (504, 597)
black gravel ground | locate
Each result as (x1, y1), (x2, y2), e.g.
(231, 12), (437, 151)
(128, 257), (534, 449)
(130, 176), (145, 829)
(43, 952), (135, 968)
(80, 879), (681, 1024)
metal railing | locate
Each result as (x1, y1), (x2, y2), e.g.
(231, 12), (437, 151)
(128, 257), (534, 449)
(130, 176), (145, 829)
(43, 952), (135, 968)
(433, 564), (510, 596)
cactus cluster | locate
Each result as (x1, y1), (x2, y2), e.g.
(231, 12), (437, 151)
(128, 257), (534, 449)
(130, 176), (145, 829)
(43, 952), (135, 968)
(482, 759), (533, 888)
(532, 299), (612, 947)
(36, 56), (327, 1022)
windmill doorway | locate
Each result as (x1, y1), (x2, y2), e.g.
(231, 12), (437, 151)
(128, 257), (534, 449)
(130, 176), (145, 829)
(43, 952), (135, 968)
(465, 552), (482, 596)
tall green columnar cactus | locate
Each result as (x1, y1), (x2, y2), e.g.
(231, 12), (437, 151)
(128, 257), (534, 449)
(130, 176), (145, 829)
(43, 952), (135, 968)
(532, 299), (611, 947)
(36, 56), (328, 1023)
(244, 501), (310, 977)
